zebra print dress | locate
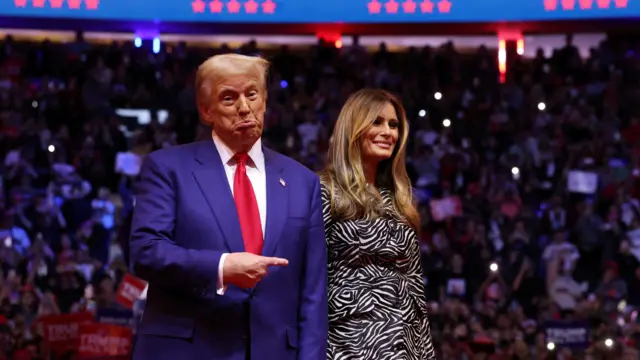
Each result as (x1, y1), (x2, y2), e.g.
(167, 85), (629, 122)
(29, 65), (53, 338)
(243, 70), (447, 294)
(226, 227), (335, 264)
(322, 186), (436, 360)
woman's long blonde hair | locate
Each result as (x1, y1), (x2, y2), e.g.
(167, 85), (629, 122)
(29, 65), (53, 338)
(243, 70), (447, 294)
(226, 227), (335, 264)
(320, 88), (420, 230)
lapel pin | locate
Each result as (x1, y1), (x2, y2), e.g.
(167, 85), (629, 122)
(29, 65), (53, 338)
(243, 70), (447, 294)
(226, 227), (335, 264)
(280, 178), (286, 187)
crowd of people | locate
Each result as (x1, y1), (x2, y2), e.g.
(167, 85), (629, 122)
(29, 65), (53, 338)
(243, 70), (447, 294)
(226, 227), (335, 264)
(0, 31), (640, 359)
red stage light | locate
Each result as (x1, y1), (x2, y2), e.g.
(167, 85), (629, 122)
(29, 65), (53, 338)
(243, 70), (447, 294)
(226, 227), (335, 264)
(50, 0), (64, 7)
(561, 0), (575, 9)
(596, 0), (610, 8)
(68, 0), (81, 8)
(32, 0), (45, 7)
(14, 0), (27, 7)
(614, 0), (628, 7)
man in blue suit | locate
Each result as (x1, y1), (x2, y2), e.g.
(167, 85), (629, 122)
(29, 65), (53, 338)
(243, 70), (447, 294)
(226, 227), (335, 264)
(129, 53), (328, 360)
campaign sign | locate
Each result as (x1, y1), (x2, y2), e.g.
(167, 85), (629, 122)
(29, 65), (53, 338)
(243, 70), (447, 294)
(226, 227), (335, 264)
(40, 312), (95, 353)
(95, 308), (135, 328)
(545, 321), (589, 349)
(429, 196), (462, 221)
(78, 323), (132, 358)
(115, 273), (147, 309)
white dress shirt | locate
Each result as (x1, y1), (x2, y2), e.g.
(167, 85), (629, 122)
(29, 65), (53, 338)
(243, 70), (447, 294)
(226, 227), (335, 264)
(213, 135), (267, 295)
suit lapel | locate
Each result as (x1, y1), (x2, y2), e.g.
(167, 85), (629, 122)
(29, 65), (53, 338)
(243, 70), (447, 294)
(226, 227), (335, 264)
(192, 141), (245, 254)
(262, 148), (287, 258)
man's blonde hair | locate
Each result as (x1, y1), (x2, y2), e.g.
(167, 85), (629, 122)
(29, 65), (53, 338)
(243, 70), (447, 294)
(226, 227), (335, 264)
(195, 53), (270, 110)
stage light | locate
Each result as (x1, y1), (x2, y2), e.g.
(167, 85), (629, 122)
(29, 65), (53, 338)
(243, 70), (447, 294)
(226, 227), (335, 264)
(152, 38), (161, 54)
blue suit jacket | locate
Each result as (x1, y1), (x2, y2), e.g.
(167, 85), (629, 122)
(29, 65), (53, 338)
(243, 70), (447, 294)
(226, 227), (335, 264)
(129, 140), (328, 360)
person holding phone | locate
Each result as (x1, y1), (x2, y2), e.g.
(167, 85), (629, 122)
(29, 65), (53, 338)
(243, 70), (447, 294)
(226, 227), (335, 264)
(320, 89), (435, 360)
(130, 54), (327, 360)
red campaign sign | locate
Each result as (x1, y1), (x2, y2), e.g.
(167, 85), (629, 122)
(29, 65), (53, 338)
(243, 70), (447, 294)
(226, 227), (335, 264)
(78, 323), (132, 359)
(543, 0), (627, 10)
(429, 196), (463, 221)
(13, 0), (99, 9)
(192, 0), (276, 14)
(115, 274), (147, 310)
(367, 0), (450, 14)
(40, 312), (95, 353)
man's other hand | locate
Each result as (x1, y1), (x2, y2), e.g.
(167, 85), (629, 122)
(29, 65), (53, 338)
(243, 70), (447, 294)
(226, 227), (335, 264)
(223, 252), (289, 289)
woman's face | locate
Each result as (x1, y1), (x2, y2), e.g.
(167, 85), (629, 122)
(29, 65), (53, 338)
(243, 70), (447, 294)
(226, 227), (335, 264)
(360, 102), (399, 165)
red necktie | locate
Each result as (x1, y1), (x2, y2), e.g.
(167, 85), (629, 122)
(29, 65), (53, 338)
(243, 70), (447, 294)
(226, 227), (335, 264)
(233, 153), (263, 255)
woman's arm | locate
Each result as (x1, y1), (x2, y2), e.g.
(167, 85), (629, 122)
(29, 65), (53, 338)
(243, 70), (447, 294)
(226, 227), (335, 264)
(406, 233), (436, 359)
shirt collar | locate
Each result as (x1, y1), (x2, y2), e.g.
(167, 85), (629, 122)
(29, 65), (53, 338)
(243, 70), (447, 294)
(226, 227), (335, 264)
(212, 132), (265, 173)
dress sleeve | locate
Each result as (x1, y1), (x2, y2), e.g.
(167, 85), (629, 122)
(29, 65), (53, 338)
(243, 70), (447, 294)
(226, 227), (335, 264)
(407, 230), (437, 360)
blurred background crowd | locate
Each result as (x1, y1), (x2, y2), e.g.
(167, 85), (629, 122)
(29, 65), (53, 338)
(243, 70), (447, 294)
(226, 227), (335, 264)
(1, 31), (640, 359)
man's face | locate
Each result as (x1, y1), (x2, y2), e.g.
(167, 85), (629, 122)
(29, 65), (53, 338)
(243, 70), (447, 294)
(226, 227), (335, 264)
(205, 71), (266, 151)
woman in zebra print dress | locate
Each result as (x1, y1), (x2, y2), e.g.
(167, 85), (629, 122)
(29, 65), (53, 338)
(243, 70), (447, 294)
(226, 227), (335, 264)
(320, 89), (436, 360)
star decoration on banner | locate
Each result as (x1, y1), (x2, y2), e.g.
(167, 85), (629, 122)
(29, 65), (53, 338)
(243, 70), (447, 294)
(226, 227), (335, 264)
(68, 0), (81, 8)
(32, 0), (45, 7)
(402, 0), (417, 13)
(420, 0), (434, 12)
(227, 0), (241, 13)
(561, 0), (575, 9)
(14, 0), (27, 7)
(384, 0), (399, 13)
(596, 0), (610, 7)
(192, 0), (206, 12)
(614, 0), (628, 7)
(245, 0), (258, 12)
(368, 0), (382, 13)
(578, 0), (592, 8)
(437, 0), (451, 12)
(85, 0), (98, 9)
(209, 0), (223, 12)
(50, 0), (63, 7)
(543, 0), (558, 9)
(262, 0), (276, 13)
